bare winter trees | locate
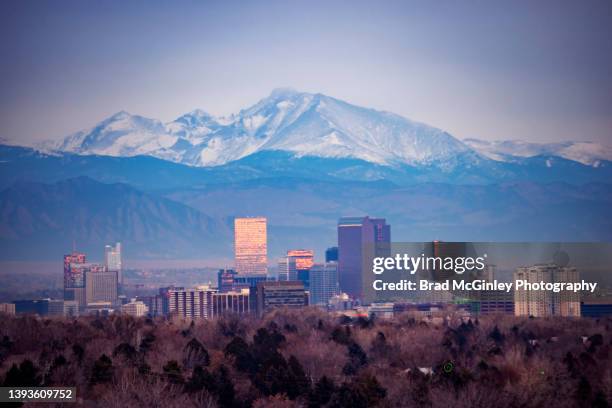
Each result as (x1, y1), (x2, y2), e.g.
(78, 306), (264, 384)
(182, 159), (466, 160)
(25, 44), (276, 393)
(0, 310), (610, 407)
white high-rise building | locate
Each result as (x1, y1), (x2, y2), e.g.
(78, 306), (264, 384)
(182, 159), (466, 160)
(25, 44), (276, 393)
(514, 264), (580, 317)
(167, 285), (217, 319)
(105, 242), (122, 286)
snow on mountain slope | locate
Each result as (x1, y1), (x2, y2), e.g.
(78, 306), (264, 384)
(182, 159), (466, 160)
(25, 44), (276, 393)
(182, 89), (326, 166)
(266, 92), (473, 165)
(464, 139), (612, 167)
(165, 109), (222, 145)
(45, 89), (481, 168)
(184, 88), (478, 166)
(40, 89), (610, 169)
(51, 111), (179, 158)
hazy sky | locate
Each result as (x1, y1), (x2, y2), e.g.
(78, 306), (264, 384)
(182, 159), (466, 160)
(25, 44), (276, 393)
(1, 0), (611, 145)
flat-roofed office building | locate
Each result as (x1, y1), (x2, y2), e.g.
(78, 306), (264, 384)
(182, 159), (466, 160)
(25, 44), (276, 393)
(85, 266), (118, 305)
(256, 281), (308, 317)
(168, 286), (217, 319)
(121, 300), (149, 317)
(211, 288), (251, 318)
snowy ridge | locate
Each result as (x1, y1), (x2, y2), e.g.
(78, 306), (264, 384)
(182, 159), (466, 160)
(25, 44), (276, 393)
(464, 139), (612, 167)
(36, 89), (611, 168)
(50, 111), (178, 158)
(165, 109), (223, 146)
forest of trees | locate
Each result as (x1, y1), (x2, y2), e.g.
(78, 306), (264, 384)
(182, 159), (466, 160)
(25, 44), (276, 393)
(0, 308), (610, 407)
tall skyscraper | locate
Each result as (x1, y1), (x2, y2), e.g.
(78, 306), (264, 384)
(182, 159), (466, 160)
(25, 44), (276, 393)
(63, 251), (87, 306)
(309, 262), (339, 306)
(514, 264), (581, 317)
(104, 242), (122, 286)
(337, 216), (390, 300)
(85, 264), (117, 305)
(234, 217), (268, 275)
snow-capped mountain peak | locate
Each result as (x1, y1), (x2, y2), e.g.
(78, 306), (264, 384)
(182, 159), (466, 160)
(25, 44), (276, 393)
(165, 109), (221, 146)
(179, 89), (478, 167)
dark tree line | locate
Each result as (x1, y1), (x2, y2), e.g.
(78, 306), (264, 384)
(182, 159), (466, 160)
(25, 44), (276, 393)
(0, 309), (610, 407)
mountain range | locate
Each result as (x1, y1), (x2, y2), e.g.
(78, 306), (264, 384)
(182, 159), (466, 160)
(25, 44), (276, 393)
(1, 174), (610, 261)
(463, 139), (612, 167)
(2, 89), (612, 261)
(34, 88), (611, 170)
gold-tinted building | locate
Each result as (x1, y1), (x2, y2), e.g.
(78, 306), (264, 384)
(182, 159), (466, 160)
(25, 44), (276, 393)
(279, 249), (314, 281)
(288, 249), (314, 270)
(234, 217), (268, 275)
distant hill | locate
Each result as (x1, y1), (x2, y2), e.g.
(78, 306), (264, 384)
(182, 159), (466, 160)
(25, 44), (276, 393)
(1, 174), (611, 261)
(0, 177), (232, 260)
(165, 177), (612, 256)
(2, 145), (611, 192)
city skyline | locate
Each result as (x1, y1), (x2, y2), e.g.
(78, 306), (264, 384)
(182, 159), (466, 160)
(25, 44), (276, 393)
(2, 222), (611, 325)
(6, 240), (609, 319)
(1, 2), (611, 405)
